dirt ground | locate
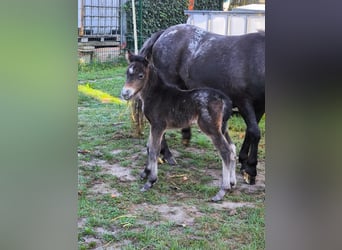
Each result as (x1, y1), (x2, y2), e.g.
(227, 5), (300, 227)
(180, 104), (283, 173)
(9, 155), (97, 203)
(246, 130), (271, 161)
(79, 149), (265, 249)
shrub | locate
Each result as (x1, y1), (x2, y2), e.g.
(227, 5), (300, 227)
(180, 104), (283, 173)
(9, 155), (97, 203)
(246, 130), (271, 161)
(124, 0), (223, 50)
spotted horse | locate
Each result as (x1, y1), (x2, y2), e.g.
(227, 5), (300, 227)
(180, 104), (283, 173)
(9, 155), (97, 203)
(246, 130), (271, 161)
(139, 24), (265, 185)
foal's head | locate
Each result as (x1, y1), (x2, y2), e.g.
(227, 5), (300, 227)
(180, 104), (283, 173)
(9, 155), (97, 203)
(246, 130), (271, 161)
(121, 51), (149, 100)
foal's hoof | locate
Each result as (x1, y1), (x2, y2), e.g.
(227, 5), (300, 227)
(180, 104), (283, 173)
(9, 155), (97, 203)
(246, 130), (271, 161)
(140, 171), (147, 180)
(211, 189), (227, 202)
(140, 182), (153, 192)
(242, 170), (256, 185)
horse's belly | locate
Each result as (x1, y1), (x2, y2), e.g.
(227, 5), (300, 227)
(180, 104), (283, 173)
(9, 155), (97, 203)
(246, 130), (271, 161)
(166, 113), (197, 129)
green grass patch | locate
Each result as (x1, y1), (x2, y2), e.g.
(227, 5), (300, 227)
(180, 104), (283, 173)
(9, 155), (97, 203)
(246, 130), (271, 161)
(78, 57), (128, 81)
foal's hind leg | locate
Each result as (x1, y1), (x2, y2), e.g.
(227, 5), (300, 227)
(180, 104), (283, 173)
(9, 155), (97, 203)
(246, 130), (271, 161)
(223, 134), (236, 187)
(222, 120), (237, 187)
(199, 120), (235, 201)
(210, 133), (235, 201)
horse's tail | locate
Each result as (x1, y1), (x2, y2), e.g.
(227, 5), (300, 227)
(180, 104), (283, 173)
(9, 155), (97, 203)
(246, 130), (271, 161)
(139, 30), (165, 60)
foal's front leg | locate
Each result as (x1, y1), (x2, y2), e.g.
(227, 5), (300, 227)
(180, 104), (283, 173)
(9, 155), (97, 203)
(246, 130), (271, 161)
(140, 126), (164, 192)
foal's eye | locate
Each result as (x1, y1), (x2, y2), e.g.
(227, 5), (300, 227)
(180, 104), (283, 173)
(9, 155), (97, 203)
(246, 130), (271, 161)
(138, 73), (144, 79)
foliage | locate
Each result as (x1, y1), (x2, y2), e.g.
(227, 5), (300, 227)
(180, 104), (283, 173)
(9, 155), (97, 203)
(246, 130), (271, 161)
(194, 0), (223, 10)
(124, 1), (227, 51)
(124, 0), (188, 50)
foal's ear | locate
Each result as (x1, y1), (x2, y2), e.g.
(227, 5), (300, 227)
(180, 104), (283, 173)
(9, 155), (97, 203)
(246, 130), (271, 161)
(125, 50), (133, 63)
(143, 56), (149, 66)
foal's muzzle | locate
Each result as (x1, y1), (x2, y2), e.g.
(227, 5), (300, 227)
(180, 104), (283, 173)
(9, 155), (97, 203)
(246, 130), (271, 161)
(121, 87), (134, 100)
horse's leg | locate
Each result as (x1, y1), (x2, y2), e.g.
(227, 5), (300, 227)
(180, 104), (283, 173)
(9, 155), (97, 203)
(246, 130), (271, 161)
(181, 127), (191, 146)
(242, 108), (264, 183)
(160, 133), (177, 165)
(140, 125), (164, 191)
(238, 130), (250, 173)
(237, 103), (261, 185)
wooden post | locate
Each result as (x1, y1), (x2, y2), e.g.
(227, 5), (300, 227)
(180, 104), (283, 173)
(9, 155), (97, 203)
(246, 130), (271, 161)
(79, 0), (84, 36)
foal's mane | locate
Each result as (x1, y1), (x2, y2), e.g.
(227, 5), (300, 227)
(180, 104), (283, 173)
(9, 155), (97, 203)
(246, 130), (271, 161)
(128, 50), (148, 66)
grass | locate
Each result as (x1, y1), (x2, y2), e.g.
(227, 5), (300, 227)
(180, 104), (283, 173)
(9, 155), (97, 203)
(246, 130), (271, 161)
(78, 62), (265, 250)
(78, 84), (126, 104)
(78, 57), (128, 81)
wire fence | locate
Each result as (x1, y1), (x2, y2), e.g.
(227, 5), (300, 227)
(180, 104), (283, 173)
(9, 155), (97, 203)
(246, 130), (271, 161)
(78, 46), (123, 64)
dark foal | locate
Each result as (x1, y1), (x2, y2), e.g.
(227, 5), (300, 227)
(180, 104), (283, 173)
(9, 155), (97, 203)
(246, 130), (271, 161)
(121, 52), (236, 201)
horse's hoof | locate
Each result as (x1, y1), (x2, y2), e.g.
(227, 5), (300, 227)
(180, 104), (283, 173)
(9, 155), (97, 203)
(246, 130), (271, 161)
(157, 156), (178, 165)
(164, 156), (177, 165)
(243, 171), (256, 185)
(158, 157), (165, 164)
(182, 139), (190, 147)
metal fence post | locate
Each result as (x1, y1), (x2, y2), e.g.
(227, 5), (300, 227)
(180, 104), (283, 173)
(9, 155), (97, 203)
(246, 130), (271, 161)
(138, 0), (143, 49)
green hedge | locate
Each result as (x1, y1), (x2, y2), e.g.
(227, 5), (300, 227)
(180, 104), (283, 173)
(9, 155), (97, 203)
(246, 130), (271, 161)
(124, 0), (187, 50)
(194, 0), (223, 10)
(124, 0), (223, 51)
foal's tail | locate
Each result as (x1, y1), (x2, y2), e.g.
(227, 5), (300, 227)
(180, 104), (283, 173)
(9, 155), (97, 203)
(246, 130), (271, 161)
(139, 30), (165, 60)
